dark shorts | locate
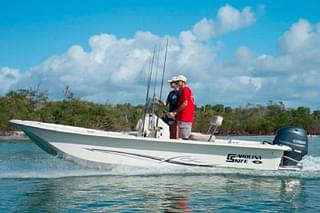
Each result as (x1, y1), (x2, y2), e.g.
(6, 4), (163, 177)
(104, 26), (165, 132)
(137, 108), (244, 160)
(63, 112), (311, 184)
(162, 114), (175, 125)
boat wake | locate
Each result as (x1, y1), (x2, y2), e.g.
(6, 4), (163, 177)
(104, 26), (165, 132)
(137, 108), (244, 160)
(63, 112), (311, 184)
(1, 155), (320, 179)
(300, 155), (320, 171)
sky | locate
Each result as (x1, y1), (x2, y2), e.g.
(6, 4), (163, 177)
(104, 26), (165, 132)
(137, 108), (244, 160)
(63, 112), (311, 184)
(1, 0), (320, 109)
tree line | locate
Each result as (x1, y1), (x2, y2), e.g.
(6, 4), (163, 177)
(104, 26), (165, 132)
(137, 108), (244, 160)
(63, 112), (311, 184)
(0, 88), (319, 135)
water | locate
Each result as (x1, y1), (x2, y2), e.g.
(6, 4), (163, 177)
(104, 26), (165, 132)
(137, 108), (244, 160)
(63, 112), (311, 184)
(1, 136), (320, 212)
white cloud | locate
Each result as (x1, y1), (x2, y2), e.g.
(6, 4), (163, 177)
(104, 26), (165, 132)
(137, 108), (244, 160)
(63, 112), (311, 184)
(216, 4), (256, 33)
(278, 19), (320, 65)
(192, 4), (257, 40)
(191, 19), (320, 108)
(1, 5), (320, 109)
(279, 19), (312, 54)
(0, 67), (21, 93)
(192, 18), (215, 40)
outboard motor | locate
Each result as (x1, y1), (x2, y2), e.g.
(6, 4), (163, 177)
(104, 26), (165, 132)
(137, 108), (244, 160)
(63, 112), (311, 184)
(273, 126), (308, 166)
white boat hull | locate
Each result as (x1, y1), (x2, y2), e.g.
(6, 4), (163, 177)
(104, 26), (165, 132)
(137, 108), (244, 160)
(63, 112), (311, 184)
(10, 119), (292, 171)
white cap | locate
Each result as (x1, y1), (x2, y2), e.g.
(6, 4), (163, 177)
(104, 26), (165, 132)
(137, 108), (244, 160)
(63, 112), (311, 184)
(176, 75), (187, 82)
(167, 76), (178, 83)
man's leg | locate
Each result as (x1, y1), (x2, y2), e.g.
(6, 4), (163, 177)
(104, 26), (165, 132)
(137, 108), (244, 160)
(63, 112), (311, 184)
(178, 122), (192, 140)
(169, 121), (179, 139)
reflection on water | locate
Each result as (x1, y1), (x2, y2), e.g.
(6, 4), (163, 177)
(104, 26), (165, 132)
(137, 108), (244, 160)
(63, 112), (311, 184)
(3, 175), (313, 212)
(162, 189), (191, 212)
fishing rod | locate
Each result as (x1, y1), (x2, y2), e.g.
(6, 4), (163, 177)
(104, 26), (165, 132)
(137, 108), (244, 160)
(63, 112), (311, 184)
(155, 39), (169, 138)
(141, 46), (156, 136)
(151, 44), (161, 120)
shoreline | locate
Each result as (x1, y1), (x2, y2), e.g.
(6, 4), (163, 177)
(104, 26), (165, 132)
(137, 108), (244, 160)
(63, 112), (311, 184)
(0, 136), (28, 140)
(0, 131), (28, 140)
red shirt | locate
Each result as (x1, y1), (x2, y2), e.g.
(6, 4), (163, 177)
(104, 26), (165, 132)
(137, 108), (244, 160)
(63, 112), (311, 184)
(176, 86), (195, 123)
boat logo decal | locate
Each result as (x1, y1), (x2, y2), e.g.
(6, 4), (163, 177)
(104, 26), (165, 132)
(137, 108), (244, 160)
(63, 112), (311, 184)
(226, 154), (263, 164)
(252, 160), (263, 164)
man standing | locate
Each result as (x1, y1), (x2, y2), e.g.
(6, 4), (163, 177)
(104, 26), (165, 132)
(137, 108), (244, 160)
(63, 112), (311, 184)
(157, 76), (180, 139)
(169, 75), (195, 139)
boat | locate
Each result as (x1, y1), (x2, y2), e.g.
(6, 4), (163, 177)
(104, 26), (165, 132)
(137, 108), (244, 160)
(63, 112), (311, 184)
(9, 114), (308, 171)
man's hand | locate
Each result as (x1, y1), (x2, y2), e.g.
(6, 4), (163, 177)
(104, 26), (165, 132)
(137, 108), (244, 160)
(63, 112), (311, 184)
(167, 112), (176, 119)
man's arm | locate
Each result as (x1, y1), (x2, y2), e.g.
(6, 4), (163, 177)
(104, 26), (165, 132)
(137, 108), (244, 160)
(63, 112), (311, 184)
(176, 100), (188, 113)
(154, 96), (167, 106)
(168, 100), (187, 117)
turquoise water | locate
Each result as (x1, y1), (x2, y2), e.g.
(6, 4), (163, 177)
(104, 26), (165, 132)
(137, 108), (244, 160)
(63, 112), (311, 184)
(1, 136), (320, 212)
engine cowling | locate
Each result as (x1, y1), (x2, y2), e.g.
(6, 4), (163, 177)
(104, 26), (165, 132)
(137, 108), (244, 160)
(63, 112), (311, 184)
(273, 126), (308, 166)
